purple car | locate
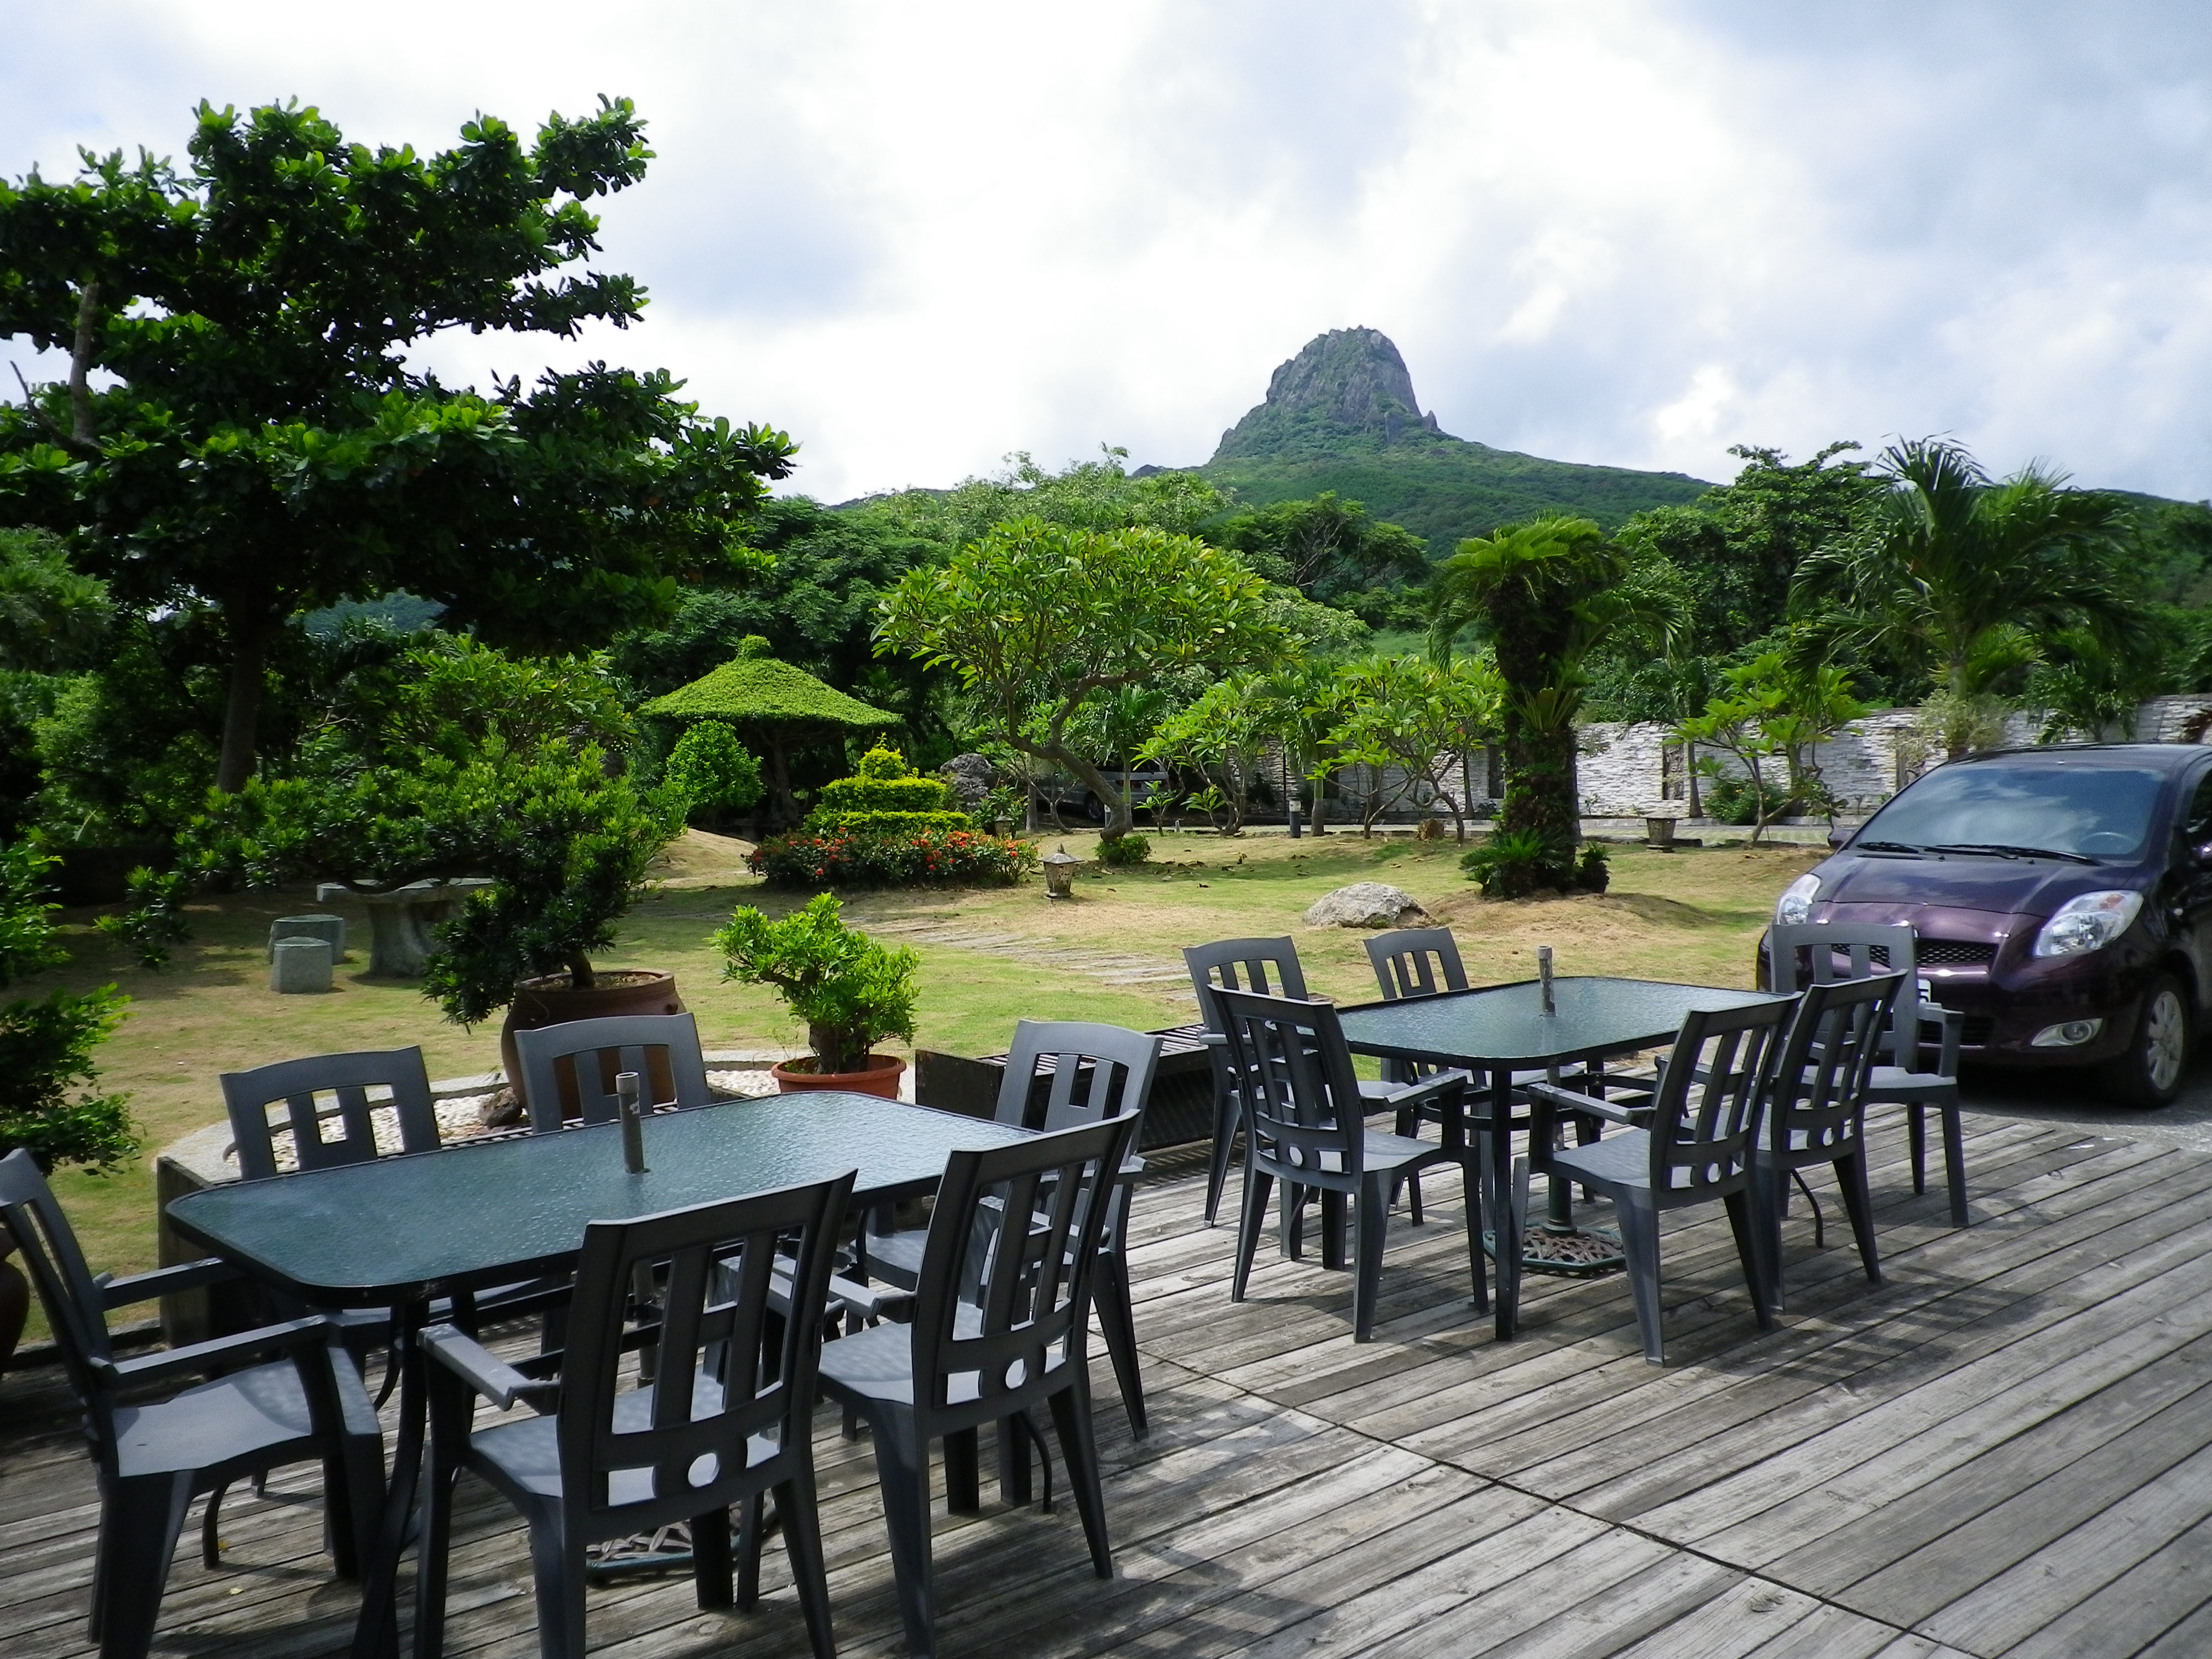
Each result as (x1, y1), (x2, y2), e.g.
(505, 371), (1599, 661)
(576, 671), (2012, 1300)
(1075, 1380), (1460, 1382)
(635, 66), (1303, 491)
(1765, 744), (2212, 1107)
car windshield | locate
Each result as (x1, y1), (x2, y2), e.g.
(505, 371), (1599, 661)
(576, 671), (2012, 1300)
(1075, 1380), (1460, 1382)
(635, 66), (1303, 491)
(1858, 762), (2166, 861)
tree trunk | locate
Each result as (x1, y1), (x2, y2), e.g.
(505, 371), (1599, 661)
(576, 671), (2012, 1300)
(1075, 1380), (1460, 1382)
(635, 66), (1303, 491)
(1499, 723), (1580, 874)
(1046, 745), (1133, 838)
(215, 614), (275, 794)
(1685, 739), (1702, 818)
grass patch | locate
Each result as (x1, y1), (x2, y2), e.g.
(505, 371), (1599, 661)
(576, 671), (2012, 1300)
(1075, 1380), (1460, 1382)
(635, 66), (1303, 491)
(27, 827), (1819, 1327)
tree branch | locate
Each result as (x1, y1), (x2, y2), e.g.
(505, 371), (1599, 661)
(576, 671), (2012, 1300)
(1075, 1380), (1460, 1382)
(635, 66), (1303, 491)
(9, 362), (95, 455)
(68, 281), (100, 447)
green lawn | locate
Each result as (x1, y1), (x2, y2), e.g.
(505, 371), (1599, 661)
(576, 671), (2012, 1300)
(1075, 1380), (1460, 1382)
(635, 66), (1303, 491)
(30, 828), (1820, 1328)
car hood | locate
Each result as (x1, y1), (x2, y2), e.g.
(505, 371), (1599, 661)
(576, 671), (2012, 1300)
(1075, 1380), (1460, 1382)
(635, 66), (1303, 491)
(1815, 853), (2145, 923)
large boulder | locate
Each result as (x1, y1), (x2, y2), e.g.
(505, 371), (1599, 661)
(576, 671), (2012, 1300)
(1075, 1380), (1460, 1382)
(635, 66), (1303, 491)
(938, 752), (996, 811)
(1303, 883), (1430, 929)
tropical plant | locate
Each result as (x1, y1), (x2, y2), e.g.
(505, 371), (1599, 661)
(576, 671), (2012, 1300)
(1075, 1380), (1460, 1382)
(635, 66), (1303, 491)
(0, 842), (136, 1172)
(714, 893), (919, 1075)
(0, 98), (794, 790)
(1793, 437), (2138, 756)
(1677, 651), (1865, 842)
(1323, 654), (1502, 839)
(1428, 514), (1678, 884)
(877, 518), (1284, 837)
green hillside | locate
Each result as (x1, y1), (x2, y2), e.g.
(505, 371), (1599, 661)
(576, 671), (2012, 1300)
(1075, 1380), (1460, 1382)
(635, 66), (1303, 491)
(1181, 327), (1713, 550)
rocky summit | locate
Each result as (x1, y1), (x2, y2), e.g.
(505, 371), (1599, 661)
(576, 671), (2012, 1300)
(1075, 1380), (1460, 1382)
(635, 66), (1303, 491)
(1213, 327), (1448, 461)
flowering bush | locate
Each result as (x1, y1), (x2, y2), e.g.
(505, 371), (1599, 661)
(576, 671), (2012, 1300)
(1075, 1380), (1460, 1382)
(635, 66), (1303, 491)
(750, 826), (1037, 889)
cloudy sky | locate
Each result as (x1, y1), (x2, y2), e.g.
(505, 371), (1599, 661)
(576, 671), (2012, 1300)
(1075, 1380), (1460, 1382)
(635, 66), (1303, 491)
(6, 1), (2212, 503)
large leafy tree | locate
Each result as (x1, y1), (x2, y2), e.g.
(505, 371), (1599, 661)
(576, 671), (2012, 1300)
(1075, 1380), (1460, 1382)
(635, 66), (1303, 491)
(1212, 489), (1430, 622)
(0, 97), (793, 790)
(1429, 514), (1676, 879)
(1794, 437), (2138, 755)
(877, 517), (1284, 838)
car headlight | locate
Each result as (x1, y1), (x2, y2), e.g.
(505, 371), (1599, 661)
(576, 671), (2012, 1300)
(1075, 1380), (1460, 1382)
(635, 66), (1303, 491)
(2031, 890), (2144, 958)
(1775, 873), (1821, 927)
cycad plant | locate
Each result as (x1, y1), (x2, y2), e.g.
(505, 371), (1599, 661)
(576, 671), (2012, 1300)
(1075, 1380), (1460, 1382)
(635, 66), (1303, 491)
(1429, 515), (1678, 886)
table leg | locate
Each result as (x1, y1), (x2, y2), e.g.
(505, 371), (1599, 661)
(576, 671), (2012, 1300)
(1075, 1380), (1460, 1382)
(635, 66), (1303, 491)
(355, 1298), (426, 1659)
(1488, 1068), (1520, 1340)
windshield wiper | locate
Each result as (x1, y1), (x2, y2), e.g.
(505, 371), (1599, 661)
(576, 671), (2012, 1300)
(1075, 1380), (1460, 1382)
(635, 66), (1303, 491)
(1855, 840), (1926, 855)
(1925, 842), (2098, 865)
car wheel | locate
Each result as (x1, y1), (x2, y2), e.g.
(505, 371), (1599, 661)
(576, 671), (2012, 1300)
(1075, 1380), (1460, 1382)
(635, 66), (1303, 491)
(2103, 974), (2193, 1108)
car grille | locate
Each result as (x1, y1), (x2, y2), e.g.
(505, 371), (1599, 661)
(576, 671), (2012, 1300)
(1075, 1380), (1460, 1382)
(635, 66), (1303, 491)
(1918, 941), (1997, 968)
(1960, 1015), (1996, 1046)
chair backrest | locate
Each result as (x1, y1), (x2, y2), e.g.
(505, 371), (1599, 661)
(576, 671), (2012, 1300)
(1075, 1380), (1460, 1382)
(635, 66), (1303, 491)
(557, 1170), (854, 1537)
(992, 1020), (1162, 1131)
(1764, 973), (1905, 1158)
(1365, 927), (1469, 1001)
(1209, 987), (1368, 1185)
(220, 1047), (441, 1182)
(514, 1012), (713, 1133)
(1637, 1000), (1794, 1197)
(908, 1115), (1139, 1426)
(0, 1149), (121, 1456)
(1183, 936), (1310, 1020)
(1768, 922), (1922, 1065)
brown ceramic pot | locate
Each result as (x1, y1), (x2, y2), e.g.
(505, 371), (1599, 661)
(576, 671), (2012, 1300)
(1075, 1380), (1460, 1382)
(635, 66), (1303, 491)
(499, 969), (684, 1120)
(769, 1054), (906, 1100)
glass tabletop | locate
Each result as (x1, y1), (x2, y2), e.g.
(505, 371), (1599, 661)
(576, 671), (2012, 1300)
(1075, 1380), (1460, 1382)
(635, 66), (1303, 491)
(1337, 976), (1786, 1069)
(167, 1092), (1031, 1305)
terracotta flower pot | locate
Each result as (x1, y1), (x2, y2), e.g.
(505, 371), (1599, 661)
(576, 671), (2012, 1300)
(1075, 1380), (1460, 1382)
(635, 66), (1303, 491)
(770, 1054), (906, 1100)
(499, 969), (684, 1121)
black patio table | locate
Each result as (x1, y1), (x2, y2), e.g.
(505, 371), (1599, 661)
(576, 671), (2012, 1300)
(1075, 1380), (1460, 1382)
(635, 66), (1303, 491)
(1335, 975), (1786, 1341)
(166, 1091), (1034, 1659)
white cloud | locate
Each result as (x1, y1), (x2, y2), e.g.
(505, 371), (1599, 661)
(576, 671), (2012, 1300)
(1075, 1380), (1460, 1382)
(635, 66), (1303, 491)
(3, 1), (2211, 502)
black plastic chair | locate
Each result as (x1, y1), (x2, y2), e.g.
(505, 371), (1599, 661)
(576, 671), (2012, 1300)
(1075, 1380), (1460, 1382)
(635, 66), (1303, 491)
(818, 1115), (1141, 1658)
(1184, 937), (1311, 1227)
(1519, 999), (1794, 1365)
(1755, 972), (1905, 1311)
(512, 1011), (716, 1132)
(221, 1048), (566, 1377)
(416, 1170), (857, 1659)
(862, 1019), (1161, 1438)
(1212, 987), (1484, 1343)
(0, 1148), (384, 1659)
(1768, 922), (1969, 1225)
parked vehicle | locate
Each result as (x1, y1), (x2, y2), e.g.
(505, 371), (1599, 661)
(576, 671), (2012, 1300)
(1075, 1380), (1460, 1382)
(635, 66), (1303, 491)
(1764, 745), (2212, 1107)
(1034, 764), (1174, 822)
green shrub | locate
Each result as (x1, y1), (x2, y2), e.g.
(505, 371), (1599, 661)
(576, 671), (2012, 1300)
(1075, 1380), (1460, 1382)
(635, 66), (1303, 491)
(750, 827), (1037, 889)
(1460, 830), (1610, 898)
(806, 746), (971, 831)
(1701, 775), (1760, 826)
(0, 842), (138, 1173)
(662, 721), (764, 823)
(804, 809), (973, 836)
(1097, 833), (1151, 867)
(715, 893), (919, 1074)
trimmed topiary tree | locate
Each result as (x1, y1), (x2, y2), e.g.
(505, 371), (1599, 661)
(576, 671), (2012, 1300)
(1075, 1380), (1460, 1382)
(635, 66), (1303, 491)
(662, 720), (765, 828)
(802, 747), (971, 836)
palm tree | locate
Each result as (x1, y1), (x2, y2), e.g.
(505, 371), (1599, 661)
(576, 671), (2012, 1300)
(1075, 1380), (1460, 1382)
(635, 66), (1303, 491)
(1428, 515), (1676, 875)
(1796, 437), (2138, 755)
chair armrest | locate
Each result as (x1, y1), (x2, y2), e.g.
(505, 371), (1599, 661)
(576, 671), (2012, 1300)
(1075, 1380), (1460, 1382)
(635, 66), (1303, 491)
(1917, 1003), (1964, 1077)
(1379, 1068), (1472, 1110)
(1197, 1031), (1227, 1048)
(1521, 1080), (1641, 1127)
(96, 1315), (333, 1386)
(97, 1257), (241, 1310)
(422, 1323), (561, 1411)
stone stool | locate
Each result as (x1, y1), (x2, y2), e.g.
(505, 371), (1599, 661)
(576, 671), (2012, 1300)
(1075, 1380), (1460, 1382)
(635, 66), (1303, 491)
(267, 913), (346, 961)
(269, 936), (335, 994)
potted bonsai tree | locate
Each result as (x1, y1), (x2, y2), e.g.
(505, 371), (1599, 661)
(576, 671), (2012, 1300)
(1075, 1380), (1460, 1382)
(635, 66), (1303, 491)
(116, 637), (691, 1115)
(715, 893), (919, 1098)
(0, 841), (138, 1374)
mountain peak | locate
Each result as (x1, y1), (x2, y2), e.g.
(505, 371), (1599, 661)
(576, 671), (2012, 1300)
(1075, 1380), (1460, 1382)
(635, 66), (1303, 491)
(1212, 327), (1449, 462)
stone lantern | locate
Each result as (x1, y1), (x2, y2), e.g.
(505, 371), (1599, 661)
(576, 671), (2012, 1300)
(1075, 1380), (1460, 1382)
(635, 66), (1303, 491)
(1042, 844), (1080, 900)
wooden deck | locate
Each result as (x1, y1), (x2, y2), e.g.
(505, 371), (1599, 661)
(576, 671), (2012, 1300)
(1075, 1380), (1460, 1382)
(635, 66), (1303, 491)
(9, 1103), (2212, 1657)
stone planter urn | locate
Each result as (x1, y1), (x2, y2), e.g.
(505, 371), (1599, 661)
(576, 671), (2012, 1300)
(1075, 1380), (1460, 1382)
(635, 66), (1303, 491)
(499, 969), (685, 1120)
